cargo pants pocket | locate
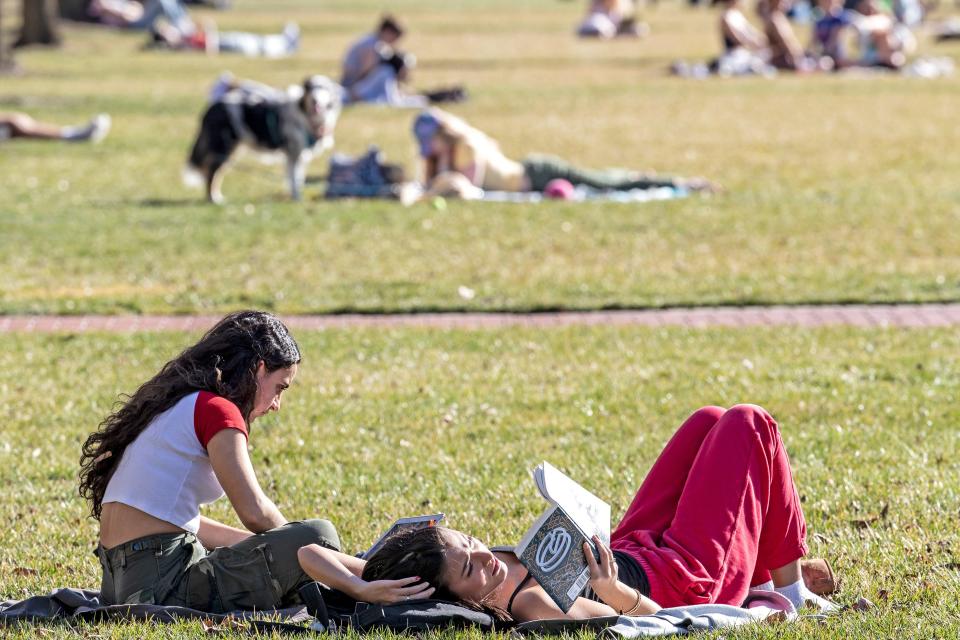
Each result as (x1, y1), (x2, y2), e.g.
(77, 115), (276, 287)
(187, 544), (281, 613)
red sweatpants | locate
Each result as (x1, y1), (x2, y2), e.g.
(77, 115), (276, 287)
(610, 405), (808, 607)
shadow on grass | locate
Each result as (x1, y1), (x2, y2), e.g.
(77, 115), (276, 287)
(136, 197), (205, 208)
(420, 56), (662, 71)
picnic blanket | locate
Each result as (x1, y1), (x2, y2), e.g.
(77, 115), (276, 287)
(1, 587), (795, 636)
(0, 588), (313, 633)
(479, 185), (688, 204)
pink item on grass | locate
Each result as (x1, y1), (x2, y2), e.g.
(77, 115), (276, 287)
(543, 178), (575, 200)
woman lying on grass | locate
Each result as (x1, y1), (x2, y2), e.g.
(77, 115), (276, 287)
(79, 310), (341, 612)
(299, 405), (837, 622)
(411, 109), (718, 200)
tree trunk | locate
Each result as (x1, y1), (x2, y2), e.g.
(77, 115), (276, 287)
(0, 1), (20, 73)
(15, 0), (62, 47)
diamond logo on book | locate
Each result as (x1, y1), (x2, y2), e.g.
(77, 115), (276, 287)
(536, 527), (572, 573)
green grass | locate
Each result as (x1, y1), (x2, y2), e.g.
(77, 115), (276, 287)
(1, 326), (959, 637)
(2, 0), (960, 314)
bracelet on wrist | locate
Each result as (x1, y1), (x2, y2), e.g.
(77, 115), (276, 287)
(623, 588), (644, 616)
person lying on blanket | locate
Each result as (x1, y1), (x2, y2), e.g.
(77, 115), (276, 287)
(79, 311), (341, 612)
(299, 405), (838, 623)
(411, 109), (719, 200)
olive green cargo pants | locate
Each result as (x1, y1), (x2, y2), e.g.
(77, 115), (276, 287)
(95, 519), (340, 613)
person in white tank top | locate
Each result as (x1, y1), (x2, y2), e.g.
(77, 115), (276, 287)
(79, 311), (343, 612)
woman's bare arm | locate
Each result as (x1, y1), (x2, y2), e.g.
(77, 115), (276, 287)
(207, 429), (287, 533)
(297, 545), (436, 604)
(197, 516), (252, 549)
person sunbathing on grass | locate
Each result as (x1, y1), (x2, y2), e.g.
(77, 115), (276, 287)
(0, 112), (111, 143)
(299, 405), (838, 622)
(411, 109), (719, 200)
(79, 310), (341, 612)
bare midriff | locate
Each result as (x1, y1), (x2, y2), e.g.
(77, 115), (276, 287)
(455, 141), (529, 192)
(99, 502), (183, 550)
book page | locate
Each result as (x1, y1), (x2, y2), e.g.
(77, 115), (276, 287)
(535, 462), (611, 545)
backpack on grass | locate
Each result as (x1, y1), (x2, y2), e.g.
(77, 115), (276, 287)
(298, 582), (498, 634)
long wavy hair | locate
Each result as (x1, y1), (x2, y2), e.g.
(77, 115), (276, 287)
(78, 310), (301, 520)
(362, 526), (511, 622)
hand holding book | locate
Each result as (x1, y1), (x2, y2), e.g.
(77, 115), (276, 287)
(584, 535), (618, 597)
(584, 535), (646, 615)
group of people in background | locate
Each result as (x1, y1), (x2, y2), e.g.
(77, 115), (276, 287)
(77, 0), (299, 57)
(5, 0), (951, 195)
(698, 0), (927, 75)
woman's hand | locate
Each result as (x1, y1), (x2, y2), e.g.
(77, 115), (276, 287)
(585, 535), (619, 601)
(359, 576), (435, 605)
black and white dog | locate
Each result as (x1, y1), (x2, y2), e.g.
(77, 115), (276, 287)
(185, 75), (342, 203)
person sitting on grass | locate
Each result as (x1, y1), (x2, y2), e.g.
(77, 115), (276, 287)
(0, 112), (111, 143)
(848, 0), (915, 69)
(412, 109), (718, 200)
(299, 405), (838, 622)
(763, 0), (817, 70)
(340, 14), (427, 107)
(79, 310), (341, 612)
(809, 0), (856, 68)
(705, 0), (776, 75)
(718, 0), (767, 54)
(577, 0), (648, 39)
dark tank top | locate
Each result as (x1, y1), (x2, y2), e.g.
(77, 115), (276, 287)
(499, 548), (650, 615)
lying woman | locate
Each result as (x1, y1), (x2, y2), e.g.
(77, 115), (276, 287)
(412, 109), (718, 199)
(299, 405), (837, 622)
(1, 112), (110, 143)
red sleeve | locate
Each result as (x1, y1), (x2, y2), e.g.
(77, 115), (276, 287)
(194, 391), (248, 448)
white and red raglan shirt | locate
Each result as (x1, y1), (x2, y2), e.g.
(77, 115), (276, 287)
(102, 391), (248, 534)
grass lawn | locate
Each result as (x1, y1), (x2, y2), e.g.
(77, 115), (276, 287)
(0, 326), (958, 637)
(2, 0), (960, 314)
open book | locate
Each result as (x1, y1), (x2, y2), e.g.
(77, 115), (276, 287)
(362, 513), (445, 559)
(515, 462), (610, 613)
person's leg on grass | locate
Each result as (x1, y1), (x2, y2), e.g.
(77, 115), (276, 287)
(522, 154), (680, 191)
(612, 406), (725, 542)
(183, 519), (341, 612)
(1, 112), (110, 142)
(616, 405), (812, 607)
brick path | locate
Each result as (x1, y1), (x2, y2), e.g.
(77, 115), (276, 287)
(1, 303), (959, 333)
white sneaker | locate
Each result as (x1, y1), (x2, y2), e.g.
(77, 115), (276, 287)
(89, 114), (111, 144)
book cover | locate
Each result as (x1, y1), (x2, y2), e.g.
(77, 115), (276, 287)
(516, 505), (596, 613)
(514, 462), (610, 613)
(362, 513), (445, 559)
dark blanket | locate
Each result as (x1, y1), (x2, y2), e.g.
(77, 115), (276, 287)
(0, 588), (313, 631)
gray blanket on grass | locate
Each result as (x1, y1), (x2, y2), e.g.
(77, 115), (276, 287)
(0, 588), (310, 627)
(2, 589), (787, 636)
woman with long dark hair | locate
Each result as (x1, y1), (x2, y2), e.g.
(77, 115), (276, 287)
(298, 405), (838, 622)
(79, 310), (340, 612)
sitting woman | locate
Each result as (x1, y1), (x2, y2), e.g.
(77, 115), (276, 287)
(707, 0), (774, 75)
(413, 109), (717, 200)
(718, 0), (767, 53)
(763, 0), (816, 71)
(577, 0), (647, 39)
(849, 0), (915, 69)
(299, 405), (837, 622)
(79, 310), (340, 611)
